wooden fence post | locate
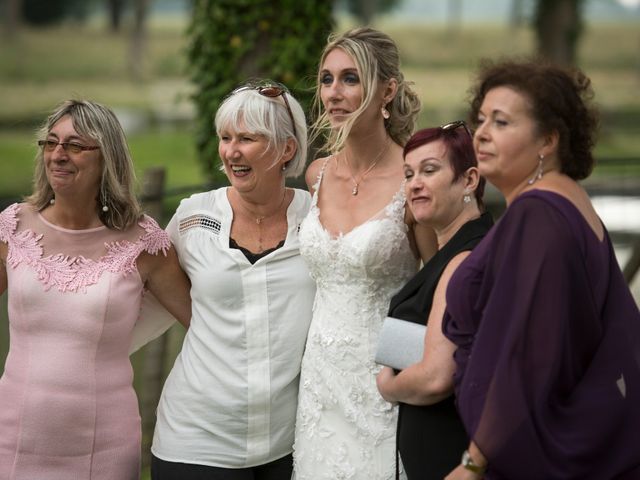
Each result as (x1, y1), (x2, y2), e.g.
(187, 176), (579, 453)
(139, 167), (167, 471)
(623, 238), (640, 286)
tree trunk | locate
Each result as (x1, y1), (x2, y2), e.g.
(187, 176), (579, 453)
(447, 0), (463, 35)
(535, 0), (583, 66)
(358, 0), (375, 25)
(2, 0), (23, 41)
(510, 0), (525, 29)
(106, 0), (126, 32)
(129, 0), (150, 80)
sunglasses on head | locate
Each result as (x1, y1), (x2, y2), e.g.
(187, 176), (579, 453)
(232, 84), (297, 139)
(440, 120), (473, 138)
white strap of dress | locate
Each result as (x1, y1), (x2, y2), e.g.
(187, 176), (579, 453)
(310, 157), (332, 208)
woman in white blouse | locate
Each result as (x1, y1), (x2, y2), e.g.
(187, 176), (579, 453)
(151, 82), (316, 480)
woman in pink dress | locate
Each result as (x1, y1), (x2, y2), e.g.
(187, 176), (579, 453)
(0, 99), (191, 480)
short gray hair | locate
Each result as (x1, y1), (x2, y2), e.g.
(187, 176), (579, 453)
(215, 84), (308, 178)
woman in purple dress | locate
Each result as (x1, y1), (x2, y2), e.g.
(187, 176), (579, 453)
(443, 60), (640, 479)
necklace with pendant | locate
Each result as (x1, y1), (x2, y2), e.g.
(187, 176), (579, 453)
(343, 138), (391, 196)
(236, 189), (287, 252)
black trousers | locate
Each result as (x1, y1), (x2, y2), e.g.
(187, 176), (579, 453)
(151, 453), (293, 480)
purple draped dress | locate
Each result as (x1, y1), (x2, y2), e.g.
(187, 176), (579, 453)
(444, 190), (640, 479)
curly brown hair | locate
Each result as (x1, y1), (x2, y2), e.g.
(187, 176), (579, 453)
(468, 58), (599, 180)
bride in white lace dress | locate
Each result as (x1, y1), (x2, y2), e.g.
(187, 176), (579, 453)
(293, 28), (435, 479)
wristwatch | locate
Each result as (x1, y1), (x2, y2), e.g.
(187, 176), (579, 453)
(461, 449), (486, 475)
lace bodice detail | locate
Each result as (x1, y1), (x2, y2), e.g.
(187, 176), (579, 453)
(0, 203), (169, 292)
(294, 167), (416, 479)
(0, 203), (171, 479)
(299, 177), (416, 328)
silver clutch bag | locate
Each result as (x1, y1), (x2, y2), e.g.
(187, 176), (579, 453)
(375, 316), (426, 370)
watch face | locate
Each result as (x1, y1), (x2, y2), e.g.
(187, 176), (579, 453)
(461, 450), (485, 474)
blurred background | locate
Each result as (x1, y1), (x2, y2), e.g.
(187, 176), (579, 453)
(1, 0), (639, 477)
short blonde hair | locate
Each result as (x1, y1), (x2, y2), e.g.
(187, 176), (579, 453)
(215, 82), (308, 178)
(27, 99), (141, 230)
(311, 27), (421, 154)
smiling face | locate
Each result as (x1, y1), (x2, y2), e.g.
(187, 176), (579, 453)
(403, 139), (468, 229)
(473, 86), (547, 196)
(44, 115), (102, 200)
(218, 121), (283, 195)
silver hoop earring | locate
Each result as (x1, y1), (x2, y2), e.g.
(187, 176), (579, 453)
(381, 107), (390, 120)
(528, 154), (545, 185)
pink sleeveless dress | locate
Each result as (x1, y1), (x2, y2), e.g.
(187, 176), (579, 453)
(0, 203), (170, 480)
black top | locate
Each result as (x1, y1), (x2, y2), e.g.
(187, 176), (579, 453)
(388, 212), (493, 480)
(229, 238), (285, 264)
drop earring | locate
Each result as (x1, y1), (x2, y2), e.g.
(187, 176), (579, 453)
(49, 196), (55, 205)
(381, 106), (390, 119)
(528, 154), (545, 185)
(100, 190), (109, 212)
(463, 192), (471, 204)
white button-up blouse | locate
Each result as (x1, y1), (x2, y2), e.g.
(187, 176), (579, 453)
(151, 187), (316, 468)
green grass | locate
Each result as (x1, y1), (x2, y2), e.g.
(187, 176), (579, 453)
(0, 21), (188, 81)
(377, 22), (640, 72)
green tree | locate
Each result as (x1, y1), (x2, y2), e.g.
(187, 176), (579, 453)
(188, 0), (334, 181)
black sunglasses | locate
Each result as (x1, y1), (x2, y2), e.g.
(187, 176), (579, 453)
(232, 84), (297, 139)
(440, 120), (473, 138)
(38, 140), (100, 154)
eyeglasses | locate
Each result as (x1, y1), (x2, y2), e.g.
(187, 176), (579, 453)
(232, 84), (297, 139)
(38, 140), (100, 154)
(440, 120), (473, 138)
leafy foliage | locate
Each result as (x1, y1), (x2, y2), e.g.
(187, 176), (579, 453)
(188, 0), (334, 180)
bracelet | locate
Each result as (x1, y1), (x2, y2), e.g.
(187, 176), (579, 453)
(461, 449), (486, 475)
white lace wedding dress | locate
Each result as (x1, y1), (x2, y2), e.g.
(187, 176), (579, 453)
(293, 164), (417, 479)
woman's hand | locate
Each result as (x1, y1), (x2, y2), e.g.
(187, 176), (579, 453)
(446, 444), (486, 480)
(376, 366), (399, 403)
(444, 464), (484, 480)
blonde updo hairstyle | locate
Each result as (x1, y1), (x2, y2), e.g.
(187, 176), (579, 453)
(311, 27), (421, 154)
